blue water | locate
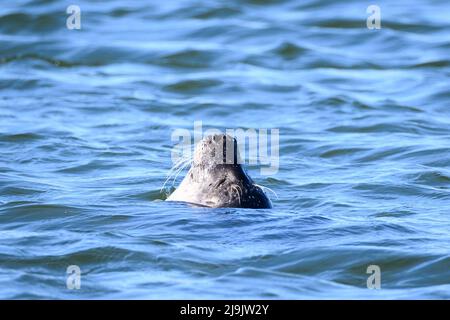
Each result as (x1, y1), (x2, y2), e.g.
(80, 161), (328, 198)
(1, 0), (450, 299)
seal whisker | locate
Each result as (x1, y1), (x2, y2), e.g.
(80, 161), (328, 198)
(161, 160), (184, 192)
(161, 156), (192, 193)
(171, 160), (191, 186)
(168, 159), (190, 183)
(166, 158), (188, 178)
(231, 184), (242, 205)
(254, 183), (278, 200)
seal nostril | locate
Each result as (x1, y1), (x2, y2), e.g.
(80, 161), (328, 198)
(215, 177), (226, 188)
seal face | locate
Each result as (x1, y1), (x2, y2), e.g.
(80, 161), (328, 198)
(167, 134), (272, 209)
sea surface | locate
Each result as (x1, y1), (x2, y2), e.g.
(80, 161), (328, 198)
(1, 0), (450, 299)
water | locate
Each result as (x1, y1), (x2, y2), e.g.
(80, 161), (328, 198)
(1, 0), (450, 299)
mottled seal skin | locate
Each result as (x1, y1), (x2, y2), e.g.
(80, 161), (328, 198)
(167, 134), (272, 209)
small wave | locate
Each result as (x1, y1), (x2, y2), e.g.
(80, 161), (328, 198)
(0, 203), (84, 223)
(319, 147), (369, 159)
(190, 6), (242, 20)
(163, 79), (223, 93)
(0, 12), (63, 34)
(156, 49), (222, 69)
(0, 133), (43, 143)
(326, 123), (419, 134)
(269, 41), (307, 60)
(410, 171), (450, 188)
(55, 160), (123, 174)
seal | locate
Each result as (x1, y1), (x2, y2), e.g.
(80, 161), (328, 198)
(167, 134), (272, 208)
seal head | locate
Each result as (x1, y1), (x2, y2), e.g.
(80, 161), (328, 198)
(167, 134), (272, 209)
